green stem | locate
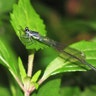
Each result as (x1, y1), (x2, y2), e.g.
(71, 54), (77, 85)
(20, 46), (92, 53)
(27, 53), (34, 77)
(24, 53), (35, 96)
(9, 70), (25, 92)
(24, 91), (30, 96)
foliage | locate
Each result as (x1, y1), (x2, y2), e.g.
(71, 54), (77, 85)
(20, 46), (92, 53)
(0, 0), (96, 96)
(10, 0), (47, 50)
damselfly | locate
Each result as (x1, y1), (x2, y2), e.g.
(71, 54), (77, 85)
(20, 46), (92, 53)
(23, 27), (96, 71)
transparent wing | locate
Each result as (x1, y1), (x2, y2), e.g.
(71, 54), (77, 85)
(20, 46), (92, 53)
(55, 42), (96, 71)
(40, 37), (96, 71)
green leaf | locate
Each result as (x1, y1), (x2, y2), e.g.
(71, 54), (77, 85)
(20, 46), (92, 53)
(60, 86), (96, 96)
(42, 41), (96, 80)
(10, 0), (47, 50)
(0, 38), (19, 76)
(32, 77), (61, 96)
(60, 86), (81, 96)
(31, 70), (41, 83)
(41, 57), (65, 80)
(81, 86), (96, 96)
(18, 57), (26, 83)
(31, 82), (39, 90)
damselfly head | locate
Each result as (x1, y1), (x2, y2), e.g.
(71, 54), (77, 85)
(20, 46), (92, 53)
(25, 27), (29, 32)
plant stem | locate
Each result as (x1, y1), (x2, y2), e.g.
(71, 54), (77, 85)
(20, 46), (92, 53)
(23, 53), (35, 96)
(30, 77), (46, 93)
(27, 53), (34, 77)
(10, 70), (25, 91)
(24, 91), (30, 96)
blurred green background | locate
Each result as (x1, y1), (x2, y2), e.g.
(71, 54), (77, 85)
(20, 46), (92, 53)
(0, 0), (96, 95)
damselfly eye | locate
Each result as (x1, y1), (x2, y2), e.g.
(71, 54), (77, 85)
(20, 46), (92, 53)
(25, 27), (29, 31)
